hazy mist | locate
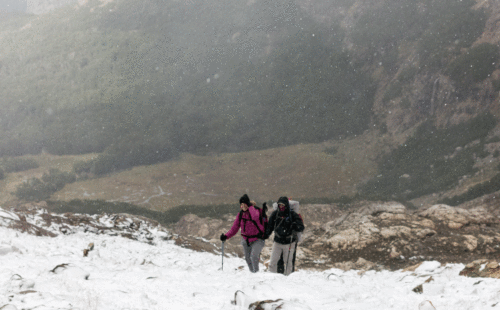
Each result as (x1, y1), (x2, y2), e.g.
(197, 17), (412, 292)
(0, 0), (499, 206)
(0, 0), (26, 11)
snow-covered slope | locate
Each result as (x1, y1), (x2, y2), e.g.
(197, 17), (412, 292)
(1, 206), (499, 309)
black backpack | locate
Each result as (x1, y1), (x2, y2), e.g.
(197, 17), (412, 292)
(273, 213), (294, 239)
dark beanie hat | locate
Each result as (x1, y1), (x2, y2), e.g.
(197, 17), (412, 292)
(239, 194), (251, 206)
(277, 196), (289, 208)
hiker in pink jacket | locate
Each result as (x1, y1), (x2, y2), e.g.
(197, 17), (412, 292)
(220, 194), (267, 273)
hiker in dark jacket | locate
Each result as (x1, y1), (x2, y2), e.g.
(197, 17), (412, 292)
(265, 196), (304, 275)
(220, 194), (267, 273)
(274, 199), (302, 274)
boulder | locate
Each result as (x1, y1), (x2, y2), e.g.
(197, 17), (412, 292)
(418, 205), (495, 226)
(357, 201), (407, 216)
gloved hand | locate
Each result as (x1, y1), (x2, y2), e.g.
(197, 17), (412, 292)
(220, 234), (227, 242)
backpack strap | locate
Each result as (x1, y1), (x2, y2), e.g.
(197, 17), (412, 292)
(240, 208), (265, 239)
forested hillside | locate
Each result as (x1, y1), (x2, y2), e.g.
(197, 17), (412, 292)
(0, 0), (374, 160)
(1, 0), (500, 207)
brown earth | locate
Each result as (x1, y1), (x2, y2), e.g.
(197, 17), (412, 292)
(0, 133), (391, 210)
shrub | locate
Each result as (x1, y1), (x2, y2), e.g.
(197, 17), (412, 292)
(73, 160), (94, 174)
(42, 169), (76, 190)
(439, 173), (500, 206)
(323, 147), (338, 156)
(383, 81), (403, 103)
(418, 0), (486, 69)
(400, 97), (412, 109)
(352, 0), (422, 52)
(14, 169), (76, 201)
(397, 67), (418, 83)
(47, 199), (237, 225)
(446, 43), (499, 93)
(14, 178), (54, 201)
(0, 157), (39, 173)
(493, 79), (500, 92)
(359, 113), (497, 200)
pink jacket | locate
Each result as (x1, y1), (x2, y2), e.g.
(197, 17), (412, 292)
(225, 206), (265, 243)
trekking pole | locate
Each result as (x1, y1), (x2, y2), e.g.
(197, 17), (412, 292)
(221, 241), (225, 271)
(285, 237), (292, 275)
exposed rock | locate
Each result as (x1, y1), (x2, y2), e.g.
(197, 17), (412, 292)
(412, 284), (423, 294)
(402, 262), (423, 272)
(462, 235), (478, 252)
(175, 213), (226, 240)
(418, 204), (496, 226)
(4, 199), (500, 273)
(83, 242), (94, 257)
(357, 201), (407, 216)
(0, 205), (171, 245)
(354, 257), (376, 270)
(172, 201), (500, 271)
(233, 290), (313, 310)
(380, 226), (411, 239)
(459, 259), (500, 278)
(389, 247), (401, 259)
(333, 257), (378, 271)
(298, 201), (500, 270)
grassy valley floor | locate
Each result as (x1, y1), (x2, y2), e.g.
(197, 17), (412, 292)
(0, 131), (390, 211)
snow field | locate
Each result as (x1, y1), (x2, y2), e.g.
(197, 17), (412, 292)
(0, 227), (499, 309)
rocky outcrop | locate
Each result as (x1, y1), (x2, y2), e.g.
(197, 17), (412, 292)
(172, 200), (500, 271)
(0, 202), (171, 245)
(303, 201), (500, 270)
(419, 204), (496, 228)
(459, 259), (500, 279)
(3, 200), (499, 272)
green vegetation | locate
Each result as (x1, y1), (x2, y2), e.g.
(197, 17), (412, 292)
(351, 0), (423, 70)
(0, 0), (493, 185)
(323, 147), (338, 156)
(383, 81), (403, 104)
(0, 0), (375, 170)
(0, 157), (38, 173)
(397, 67), (418, 84)
(351, 0), (485, 72)
(438, 173), (500, 206)
(446, 43), (499, 93)
(418, 0), (486, 69)
(400, 97), (412, 110)
(14, 169), (76, 201)
(359, 113), (498, 200)
(47, 195), (362, 225)
(493, 79), (500, 92)
(382, 67), (418, 104)
(47, 199), (237, 225)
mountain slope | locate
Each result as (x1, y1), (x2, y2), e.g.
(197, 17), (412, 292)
(1, 0), (500, 207)
(1, 204), (500, 309)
